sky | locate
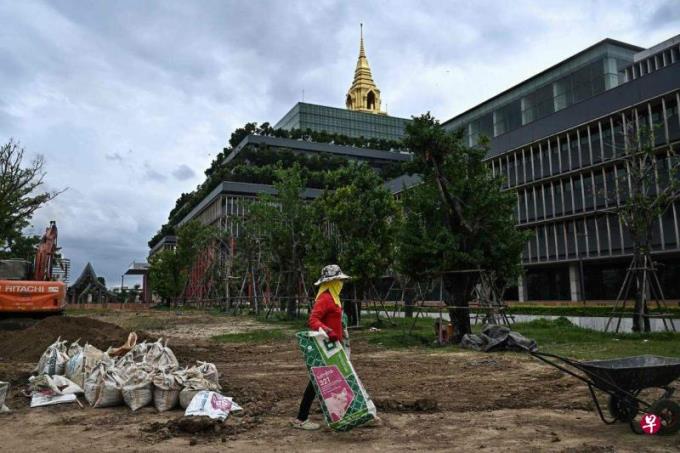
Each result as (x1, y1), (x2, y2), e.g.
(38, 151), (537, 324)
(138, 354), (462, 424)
(1, 0), (678, 286)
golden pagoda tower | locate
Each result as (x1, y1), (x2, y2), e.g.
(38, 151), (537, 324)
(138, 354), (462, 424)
(346, 24), (384, 114)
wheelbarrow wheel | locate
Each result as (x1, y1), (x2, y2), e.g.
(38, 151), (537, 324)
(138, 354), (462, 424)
(608, 395), (638, 422)
(650, 399), (680, 435)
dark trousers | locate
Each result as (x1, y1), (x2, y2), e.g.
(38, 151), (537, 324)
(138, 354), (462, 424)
(297, 381), (316, 421)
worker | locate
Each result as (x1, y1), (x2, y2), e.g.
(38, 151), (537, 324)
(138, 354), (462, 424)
(291, 264), (351, 430)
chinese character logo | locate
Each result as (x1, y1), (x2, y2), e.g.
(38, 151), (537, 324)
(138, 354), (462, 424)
(640, 413), (661, 435)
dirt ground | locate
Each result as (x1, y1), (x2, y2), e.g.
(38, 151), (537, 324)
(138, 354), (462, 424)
(0, 310), (678, 452)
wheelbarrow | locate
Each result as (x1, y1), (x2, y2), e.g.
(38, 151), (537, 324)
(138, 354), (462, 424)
(528, 351), (680, 434)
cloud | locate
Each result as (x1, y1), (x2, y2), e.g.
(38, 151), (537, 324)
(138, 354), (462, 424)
(143, 162), (167, 183)
(172, 164), (195, 181)
(105, 152), (123, 163)
(0, 0), (673, 284)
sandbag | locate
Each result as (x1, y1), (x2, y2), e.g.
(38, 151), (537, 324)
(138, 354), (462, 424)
(66, 344), (111, 388)
(67, 340), (83, 358)
(35, 338), (69, 376)
(296, 330), (376, 431)
(93, 368), (127, 408)
(193, 361), (219, 387)
(145, 339), (178, 371)
(179, 376), (219, 409)
(0, 381), (9, 413)
(122, 366), (153, 411)
(184, 391), (241, 421)
(152, 369), (182, 412)
(128, 341), (149, 362)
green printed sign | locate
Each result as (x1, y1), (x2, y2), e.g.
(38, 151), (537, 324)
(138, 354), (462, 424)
(296, 331), (376, 431)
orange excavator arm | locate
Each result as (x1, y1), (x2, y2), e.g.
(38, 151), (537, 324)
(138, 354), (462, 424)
(33, 221), (58, 281)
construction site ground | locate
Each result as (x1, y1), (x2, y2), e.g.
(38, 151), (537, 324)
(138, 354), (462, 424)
(0, 309), (678, 452)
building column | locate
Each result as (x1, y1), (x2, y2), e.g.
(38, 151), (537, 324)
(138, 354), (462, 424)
(517, 274), (528, 302)
(569, 263), (582, 302)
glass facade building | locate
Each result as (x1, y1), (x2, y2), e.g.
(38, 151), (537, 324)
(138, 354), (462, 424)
(443, 36), (680, 301)
(274, 102), (410, 141)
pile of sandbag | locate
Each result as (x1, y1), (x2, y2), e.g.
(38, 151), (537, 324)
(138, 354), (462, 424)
(29, 335), (223, 413)
(0, 381), (9, 413)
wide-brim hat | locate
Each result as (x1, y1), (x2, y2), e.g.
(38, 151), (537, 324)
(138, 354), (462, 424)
(314, 264), (351, 286)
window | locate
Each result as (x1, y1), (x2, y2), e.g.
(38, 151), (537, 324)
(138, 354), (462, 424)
(566, 221), (576, 257)
(576, 221), (586, 257)
(559, 136), (570, 171)
(563, 179), (573, 214)
(554, 182), (563, 216)
(494, 100), (522, 136)
(666, 96), (680, 142)
(579, 129), (591, 167)
(602, 119), (614, 160)
(557, 223), (566, 259)
(651, 102), (665, 146)
(547, 226), (556, 259)
(586, 217), (597, 255)
(662, 208), (676, 247)
(583, 173), (594, 211)
(545, 184), (554, 218)
(610, 217), (622, 252)
(574, 177), (584, 212)
(570, 133), (581, 168)
(597, 216), (609, 255)
(590, 125), (602, 164)
(522, 84), (554, 125)
(536, 186), (544, 218)
(550, 140), (560, 174)
(541, 145), (550, 177)
(594, 171), (605, 208)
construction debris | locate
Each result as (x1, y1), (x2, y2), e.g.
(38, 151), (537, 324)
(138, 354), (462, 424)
(461, 325), (537, 352)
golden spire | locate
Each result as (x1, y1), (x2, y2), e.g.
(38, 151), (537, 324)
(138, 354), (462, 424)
(346, 23), (383, 114)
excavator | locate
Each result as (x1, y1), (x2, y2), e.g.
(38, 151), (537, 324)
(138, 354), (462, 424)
(0, 221), (66, 315)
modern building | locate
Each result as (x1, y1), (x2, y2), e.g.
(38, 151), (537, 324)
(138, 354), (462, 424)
(274, 26), (410, 141)
(443, 34), (680, 301)
(274, 102), (410, 142)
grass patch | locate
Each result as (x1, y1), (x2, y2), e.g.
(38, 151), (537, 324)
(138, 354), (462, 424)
(212, 328), (290, 344)
(350, 315), (680, 359)
(513, 317), (680, 359)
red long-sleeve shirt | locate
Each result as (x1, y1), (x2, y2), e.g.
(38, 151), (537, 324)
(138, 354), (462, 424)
(308, 290), (343, 342)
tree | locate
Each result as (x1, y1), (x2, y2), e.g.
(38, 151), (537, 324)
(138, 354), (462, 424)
(311, 163), (400, 323)
(148, 220), (214, 304)
(244, 165), (315, 318)
(0, 139), (61, 256)
(398, 113), (527, 342)
(606, 124), (680, 332)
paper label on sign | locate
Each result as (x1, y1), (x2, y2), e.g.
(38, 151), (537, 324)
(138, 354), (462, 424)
(311, 366), (355, 422)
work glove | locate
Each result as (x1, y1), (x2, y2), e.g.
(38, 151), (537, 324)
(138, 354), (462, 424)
(324, 327), (339, 342)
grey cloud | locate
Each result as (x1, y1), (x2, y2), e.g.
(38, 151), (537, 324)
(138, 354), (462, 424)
(144, 163), (167, 183)
(172, 164), (195, 181)
(648, 0), (680, 28)
(105, 152), (123, 162)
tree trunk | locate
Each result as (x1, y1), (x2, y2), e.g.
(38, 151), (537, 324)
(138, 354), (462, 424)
(286, 272), (297, 319)
(631, 246), (652, 333)
(443, 275), (473, 343)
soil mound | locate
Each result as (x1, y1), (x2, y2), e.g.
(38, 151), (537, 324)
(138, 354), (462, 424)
(0, 316), (133, 362)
